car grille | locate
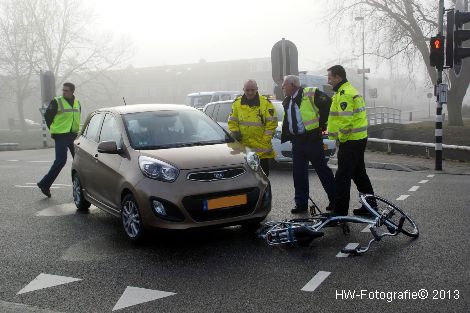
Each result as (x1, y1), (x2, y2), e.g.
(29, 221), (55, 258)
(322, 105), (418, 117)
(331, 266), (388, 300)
(182, 188), (260, 222)
(187, 167), (245, 182)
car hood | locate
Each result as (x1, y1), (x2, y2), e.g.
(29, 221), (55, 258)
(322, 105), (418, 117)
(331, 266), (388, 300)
(138, 142), (248, 170)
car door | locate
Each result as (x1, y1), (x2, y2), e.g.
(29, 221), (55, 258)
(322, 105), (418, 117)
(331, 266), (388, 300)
(94, 113), (123, 209)
(75, 112), (104, 199)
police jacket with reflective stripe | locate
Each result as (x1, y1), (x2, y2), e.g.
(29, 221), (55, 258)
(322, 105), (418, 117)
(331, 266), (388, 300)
(280, 87), (331, 144)
(228, 94), (278, 159)
(327, 80), (368, 143)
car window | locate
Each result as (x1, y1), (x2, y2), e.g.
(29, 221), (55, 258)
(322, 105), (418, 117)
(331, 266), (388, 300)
(99, 113), (121, 144)
(123, 110), (232, 149)
(204, 103), (216, 119)
(215, 102), (233, 122)
(83, 113), (104, 142)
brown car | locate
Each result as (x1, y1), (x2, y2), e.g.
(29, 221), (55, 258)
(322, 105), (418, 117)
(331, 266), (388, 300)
(71, 104), (271, 241)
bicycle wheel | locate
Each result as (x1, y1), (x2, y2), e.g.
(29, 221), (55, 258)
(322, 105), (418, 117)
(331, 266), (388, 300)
(360, 194), (419, 238)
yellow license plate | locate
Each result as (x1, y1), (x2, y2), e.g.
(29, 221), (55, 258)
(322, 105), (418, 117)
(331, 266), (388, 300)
(323, 144), (328, 150)
(206, 194), (247, 210)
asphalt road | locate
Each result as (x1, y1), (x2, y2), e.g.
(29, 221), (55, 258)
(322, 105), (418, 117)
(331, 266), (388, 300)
(0, 149), (469, 313)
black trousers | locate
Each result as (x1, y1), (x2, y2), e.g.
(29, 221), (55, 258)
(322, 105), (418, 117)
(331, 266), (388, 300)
(260, 158), (270, 177)
(334, 138), (374, 215)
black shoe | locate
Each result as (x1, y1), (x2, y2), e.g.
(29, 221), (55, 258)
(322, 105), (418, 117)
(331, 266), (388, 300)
(325, 203), (335, 211)
(291, 206), (308, 214)
(76, 208), (90, 214)
(37, 183), (51, 198)
(353, 207), (373, 217)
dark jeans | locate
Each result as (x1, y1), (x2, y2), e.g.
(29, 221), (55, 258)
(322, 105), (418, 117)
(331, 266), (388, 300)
(291, 134), (335, 208)
(38, 133), (76, 190)
(334, 138), (374, 215)
(260, 158), (271, 177)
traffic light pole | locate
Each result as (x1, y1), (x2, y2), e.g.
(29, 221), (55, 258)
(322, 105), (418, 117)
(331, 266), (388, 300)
(435, 0), (446, 171)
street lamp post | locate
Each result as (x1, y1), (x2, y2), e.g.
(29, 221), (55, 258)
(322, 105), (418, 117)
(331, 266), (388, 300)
(355, 16), (366, 102)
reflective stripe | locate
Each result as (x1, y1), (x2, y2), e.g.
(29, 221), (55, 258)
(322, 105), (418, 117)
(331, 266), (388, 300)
(330, 111), (353, 116)
(353, 107), (366, 114)
(303, 117), (320, 126)
(253, 148), (273, 153)
(264, 130), (274, 136)
(339, 126), (368, 134)
(239, 121), (264, 127)
(265, 117), (277, 122)
(228, 116), (239, 122)
(57, 98), (79, 113)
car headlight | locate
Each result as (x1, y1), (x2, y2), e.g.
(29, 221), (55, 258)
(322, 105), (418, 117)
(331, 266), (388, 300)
(273, 130), (282, 140)
(138, 156), (179, 182)
(245, 151), (260, 171)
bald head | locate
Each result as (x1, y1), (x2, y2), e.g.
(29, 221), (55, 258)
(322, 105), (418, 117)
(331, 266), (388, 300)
(243, 79), (258, 100)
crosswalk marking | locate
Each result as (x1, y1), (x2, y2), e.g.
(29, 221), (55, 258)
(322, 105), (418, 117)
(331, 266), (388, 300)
(112, 286), (176, 311)
(427, 174), (435, 178)
(361, 224), (372, 232)
(419, 180), (429, 184)
(408, 186), (420, 192)
(336, 243), (360, 257)
(301, 271), (331, 292)
(17, 273), (82, 295)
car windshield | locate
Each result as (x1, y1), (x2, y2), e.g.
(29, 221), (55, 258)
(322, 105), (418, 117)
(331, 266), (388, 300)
(123, 110), (233, 150)
(186, 95), (213, 108)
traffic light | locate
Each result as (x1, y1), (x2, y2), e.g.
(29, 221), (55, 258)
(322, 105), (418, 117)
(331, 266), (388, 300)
(430, 35), (445, 70)
(446, 9), (470, 75)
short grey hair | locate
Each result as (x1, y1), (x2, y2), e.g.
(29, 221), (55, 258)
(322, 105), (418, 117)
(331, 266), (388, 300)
(283, 75), (300, 87)
(243, 79), (258, 89)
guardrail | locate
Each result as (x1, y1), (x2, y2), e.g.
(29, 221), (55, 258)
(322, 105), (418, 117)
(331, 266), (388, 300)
(367, 106), (401, 125)
(368, 138), (470, 158)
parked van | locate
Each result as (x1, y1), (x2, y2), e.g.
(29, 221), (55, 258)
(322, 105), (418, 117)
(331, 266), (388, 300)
(185, 91), (240, 110)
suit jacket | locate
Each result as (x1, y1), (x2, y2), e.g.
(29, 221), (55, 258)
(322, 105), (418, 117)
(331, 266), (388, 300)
(280, 88), (331, 143)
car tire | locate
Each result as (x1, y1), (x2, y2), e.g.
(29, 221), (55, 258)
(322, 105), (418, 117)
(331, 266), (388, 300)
(72, 173), (91, 211)
(121, 193), (145, 242)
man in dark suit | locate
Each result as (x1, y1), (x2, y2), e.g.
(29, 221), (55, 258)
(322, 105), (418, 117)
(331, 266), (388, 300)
(280, 75), (335, 213)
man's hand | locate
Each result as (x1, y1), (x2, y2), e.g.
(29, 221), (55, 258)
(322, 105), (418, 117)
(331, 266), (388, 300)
(231, 131), (242, 141)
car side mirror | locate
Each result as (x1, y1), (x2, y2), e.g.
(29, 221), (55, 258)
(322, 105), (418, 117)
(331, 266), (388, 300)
(98, 141), (119, 154)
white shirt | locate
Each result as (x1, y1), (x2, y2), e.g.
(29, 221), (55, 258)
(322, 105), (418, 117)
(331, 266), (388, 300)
(287, 89), (305, 135)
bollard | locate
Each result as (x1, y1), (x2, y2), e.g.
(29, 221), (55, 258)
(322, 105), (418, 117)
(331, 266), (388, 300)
(409, 112), (412, 121)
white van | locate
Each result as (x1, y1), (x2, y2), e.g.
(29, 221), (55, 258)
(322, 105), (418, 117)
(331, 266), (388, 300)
(185, 91), (240, 110)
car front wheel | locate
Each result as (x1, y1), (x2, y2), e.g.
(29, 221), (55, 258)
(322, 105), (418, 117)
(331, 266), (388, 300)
(121, 193), (145, 242)
(72, 173), (91, 211)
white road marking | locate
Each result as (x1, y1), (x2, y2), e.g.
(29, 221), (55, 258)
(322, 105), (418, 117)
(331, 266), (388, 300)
(419, 180), (429, 184)
(36, 203), (97, 217)
(408, 186), (420, 192)
(427, 174), (435, 178)
(6, 160), (19, 162)
(14, 185), (61, 189)
(26, 183), (71, 187)
(396, 195), (409, 201)
(361, 225), (372, 232)
(17, 273), (81, 295)
(112, 286), (176, 311)
(336, 243), (360, 257)
(28, 161), (52, 163)
(301, 271), (331, 292)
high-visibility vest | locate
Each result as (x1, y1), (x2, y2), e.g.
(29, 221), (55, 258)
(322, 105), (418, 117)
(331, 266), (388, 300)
(298, 87), (320, 131)
(327, 81), (367, 143)
(50, 96), (81, 134)
(228, 95), (278, 159)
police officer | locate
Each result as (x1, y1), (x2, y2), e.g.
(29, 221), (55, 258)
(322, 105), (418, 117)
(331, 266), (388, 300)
(280, 75), (335, 214)
(228, 79), (278, 176)
(37, 82), (81, 198)
(327, 65), (374, 216)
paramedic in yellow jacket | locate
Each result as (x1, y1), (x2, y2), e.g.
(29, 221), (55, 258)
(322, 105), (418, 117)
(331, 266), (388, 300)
(228, 79), (278, 176)
(327, 65), (375, 217)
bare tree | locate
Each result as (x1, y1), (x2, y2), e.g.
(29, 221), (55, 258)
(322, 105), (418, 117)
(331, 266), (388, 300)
(0, 0), (39, 130)
(326, 0), (469, 126)
(0, 0), (132, 130)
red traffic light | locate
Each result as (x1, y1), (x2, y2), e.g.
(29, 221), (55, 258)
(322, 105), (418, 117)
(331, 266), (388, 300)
(432, 38), (442, 49)
(430, 35), (445, 69)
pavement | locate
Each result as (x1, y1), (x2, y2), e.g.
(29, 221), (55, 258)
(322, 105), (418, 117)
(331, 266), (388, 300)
(330, 150), (470, 175)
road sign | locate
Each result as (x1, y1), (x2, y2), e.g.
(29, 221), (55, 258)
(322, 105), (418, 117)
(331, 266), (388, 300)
(357, 68), (370, 74)
(271, 38), (298, 85)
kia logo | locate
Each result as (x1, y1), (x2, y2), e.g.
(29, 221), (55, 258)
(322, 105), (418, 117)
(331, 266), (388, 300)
(214, 172), (224, 179)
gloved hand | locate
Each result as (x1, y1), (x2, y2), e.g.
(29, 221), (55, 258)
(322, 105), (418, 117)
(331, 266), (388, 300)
(231, 131), (242, 141)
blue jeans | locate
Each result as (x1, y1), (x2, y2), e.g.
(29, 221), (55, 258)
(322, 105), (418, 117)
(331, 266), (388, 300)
(38, 133), (76, 190)
(291, 136), (335, 208)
